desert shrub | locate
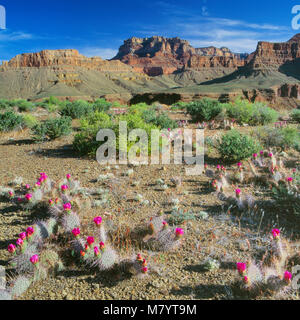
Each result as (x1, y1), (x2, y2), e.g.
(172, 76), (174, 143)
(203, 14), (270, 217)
(291, 109), (300, 123)
(32, 116), (72, 141)
(0, 111), (24, 132)
(60, 100), (93, 119)
(129, 103), (150, 114)
(272, 185), (300, 215)
(0, 99), (11, 110)
(171, 101), (188, 110)
(23, 114), (38, 128)
(141, 108), (157, 123)
(255, 126), (300, 150)
(186, 98), (223, 122)
(73, 112), (160, 156)
(10, 99), (36, 112)
(92, 99), (112, 113)
(217, 129), (261, 161)
(225, 100), (278, 125)
(153, 112), (178, 129)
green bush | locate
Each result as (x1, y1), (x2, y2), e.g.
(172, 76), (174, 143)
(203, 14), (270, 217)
(255, 125), (300, 150)
(171, 102), (188, 110)
(92, 99), (112, 113)
(0, 99), (11, 110)
(153, 112), (178, 129)
(73, 112), (161, 156)
(11, 99), (36, 112)
(60, 100), (93, 119)
(32, 116), (72, 141)
(186, 98), (223, 122)
(0, 111), (24, 132)
(23, 114), (38, 128)
(217, 129), (261, 161)
(225, 100), (278, 125)
(291, 109), (300, 123)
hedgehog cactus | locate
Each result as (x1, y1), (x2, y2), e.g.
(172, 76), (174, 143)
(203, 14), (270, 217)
(61, 212), (80, 232)
(92, 246), (118, 271)
(10, 276), (31, 299)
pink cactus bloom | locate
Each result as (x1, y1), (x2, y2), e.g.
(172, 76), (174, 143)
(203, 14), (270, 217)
(61, 184), (69, 192)
(99, 242), (105, 250)
(72, 228), (80, 237)
(8, 244), (16, 254)
(237, 162), (242, 168)
(217, 165), (221, 170)
(272, 228), (280, 239)
(35, 182), (41, 187)
(25, 184), (30, 190)
(136, 253), (143, 261)
(260, 150), (264, 155)
(63, 203), (72, 211)
(142, 266), (148, 274)
(19, 232), (27, 240)
(17, 197), (23, 202)
(87, 236), (95, 246)
(25, 193), (33, 201)
(243, 276), (249, 284)
(49, 199), (54, 206)
(268, 152), (273, 157)
(16, 238), (23, 247)
(30, 255), (39, 265)
(286, 177), (293, 182)
(237, 262), (247, 274)
(253, 153), (258, 158)
(235, 189), (241, 196)
(94, 246), (100, 257)
(175, 228), (184, 238)
(284, 271), (292, 283)
(8, 191), (14, 198)
(26, 227), (34, 237)
(66, 174), (71, 180)
(93, 216), (102, 226)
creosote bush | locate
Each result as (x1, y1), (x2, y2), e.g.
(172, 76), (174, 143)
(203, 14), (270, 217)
(217, 129), (261, 161)
(0, 111), (24, 132)
(31, 116), (72, 141)
(186, 98), (223, 122)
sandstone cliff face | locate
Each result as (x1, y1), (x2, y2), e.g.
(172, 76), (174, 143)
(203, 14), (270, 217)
(3, 49), (133, 73)
(247, 34), (300, 69)
(113, 36), (247, 76)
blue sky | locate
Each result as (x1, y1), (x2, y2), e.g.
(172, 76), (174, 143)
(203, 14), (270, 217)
(0, 0), (299, 61)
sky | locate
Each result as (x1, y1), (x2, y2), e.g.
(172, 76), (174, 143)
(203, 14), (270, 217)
(0, 0), (299, 61)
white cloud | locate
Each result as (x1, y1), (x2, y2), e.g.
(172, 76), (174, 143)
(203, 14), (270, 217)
(80, 47), (118, 60)
(0, 30), (33, 41)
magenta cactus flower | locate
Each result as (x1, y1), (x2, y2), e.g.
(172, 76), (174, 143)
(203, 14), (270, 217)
(72, 228), (80, 237)
(136, 253), (143, 262)
(237, 162), (242, 168)
(253, 153), (258, 158)
(235, 189), (241, 197)
(49, 199), (54, 206)
(30, 255), (39, 265)
(16, 238), (24, 247)
(66, 174), (71, 180)
(284, 271), (292, 283)
(25, 184), (30, 190)
(236, 262), (247, 275)
(272, 228), (280, 240)
(243, 276), (249, 284)
(8, 191), (14, 198)
(26, 227), (34, 237)
(35, 182), (41, 187)
(8, 244), (16, 254)
(94, 246), (100, 257)
(63, 202), (72, 211)
(25, 193), (33, 201)
(93, 216), (102, 226)
(142, 266), (148, 274)
(260, 150), (264, 155)
(19, 232), (27, 240)
(175, 228), (184, 239)
(286, 177), (293, 182)
(87, 236), (95, 246)
(268, 152), (273, 157)
(99, 241), (105, 250)
(61, 184), (69, 192)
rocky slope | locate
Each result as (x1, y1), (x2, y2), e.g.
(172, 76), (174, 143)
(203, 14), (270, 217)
(113, 36), (247, 76)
